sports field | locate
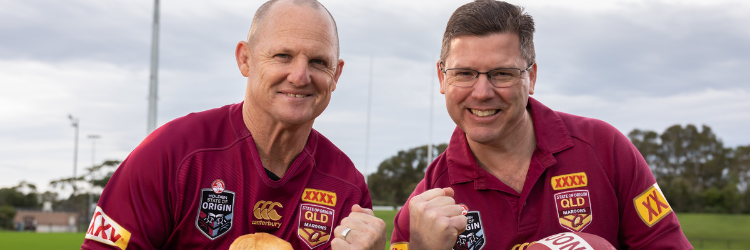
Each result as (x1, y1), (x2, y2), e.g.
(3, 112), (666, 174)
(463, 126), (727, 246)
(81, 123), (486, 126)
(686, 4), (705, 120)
(1, 212), (748, 249)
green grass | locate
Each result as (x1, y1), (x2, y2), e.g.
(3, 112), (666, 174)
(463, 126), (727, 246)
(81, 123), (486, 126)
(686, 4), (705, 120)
(374, 209), (399, 249)
(0, 231), (86, 250)
(676, 213), (750, 250)
(2, 212), (747, 250)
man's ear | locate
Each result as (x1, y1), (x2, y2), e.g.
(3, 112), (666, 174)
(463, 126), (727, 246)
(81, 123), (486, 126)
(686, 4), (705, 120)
(235, 41), (251, 77)
(437, 60), (446, 94)
(528, 62), (537, 95)
(331, 59), (345, 92)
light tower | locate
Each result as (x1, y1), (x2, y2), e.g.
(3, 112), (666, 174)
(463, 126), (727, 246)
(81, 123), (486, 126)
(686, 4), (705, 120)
(68, 115), (79, 195)
(147, 0), (160, 134)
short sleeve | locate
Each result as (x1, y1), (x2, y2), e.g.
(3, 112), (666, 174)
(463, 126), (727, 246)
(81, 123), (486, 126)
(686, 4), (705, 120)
(612, 131), (692, 249)
(81, 138), (173, 250)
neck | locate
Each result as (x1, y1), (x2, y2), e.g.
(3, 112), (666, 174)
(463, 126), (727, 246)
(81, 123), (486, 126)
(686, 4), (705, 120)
(242, 103), (312, 178)
(467, 109), (536, 192)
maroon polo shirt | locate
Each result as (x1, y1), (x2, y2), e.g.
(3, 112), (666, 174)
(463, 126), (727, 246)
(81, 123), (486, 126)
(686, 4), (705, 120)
(391, 97), (691, 250)
(81, 102), (371, 250)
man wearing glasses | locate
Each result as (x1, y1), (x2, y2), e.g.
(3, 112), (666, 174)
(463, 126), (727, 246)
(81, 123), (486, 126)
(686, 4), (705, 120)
(389, 1), (692, 249)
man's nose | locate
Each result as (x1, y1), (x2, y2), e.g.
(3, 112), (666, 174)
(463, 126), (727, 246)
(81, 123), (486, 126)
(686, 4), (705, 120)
(470, 74), (495, 100)
(287, 58), (312, 87)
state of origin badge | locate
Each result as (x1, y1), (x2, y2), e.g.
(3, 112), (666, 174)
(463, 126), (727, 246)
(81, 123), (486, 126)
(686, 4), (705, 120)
(453, 205), (485, 250)
(196, 179), (236, 239)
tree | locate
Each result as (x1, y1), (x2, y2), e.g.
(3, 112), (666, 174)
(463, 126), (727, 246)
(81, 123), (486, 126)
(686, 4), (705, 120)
(730, 145), (750, 213)
(628, 124), (744, 213)
(50, 159), (121, 191)
(49, 159), (119, 228)
(0, 181), (40, 209)
(367, 144), (448, 206)
(0, 205), (15, 230)
(0, 181), (40, 230)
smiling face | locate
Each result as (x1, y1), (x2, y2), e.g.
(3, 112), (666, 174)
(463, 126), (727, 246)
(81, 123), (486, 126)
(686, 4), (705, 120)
(236, 1), (343, 128)
(439, 32), (537, 145)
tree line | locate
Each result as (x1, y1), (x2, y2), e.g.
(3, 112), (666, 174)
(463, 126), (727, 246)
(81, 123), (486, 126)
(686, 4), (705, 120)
(368, 124), (750, 213)
(0, 160), (120, 230)
(2, 124), (749, 230)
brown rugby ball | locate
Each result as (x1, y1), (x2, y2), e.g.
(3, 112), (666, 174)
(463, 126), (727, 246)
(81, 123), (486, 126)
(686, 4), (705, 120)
(527, 232), (616, 250)
(228, 233), (294, 250)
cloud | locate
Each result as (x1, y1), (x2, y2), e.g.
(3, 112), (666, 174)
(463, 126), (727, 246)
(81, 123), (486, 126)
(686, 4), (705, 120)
(1, 0), (749, 192)
(534, 2), (750, 97)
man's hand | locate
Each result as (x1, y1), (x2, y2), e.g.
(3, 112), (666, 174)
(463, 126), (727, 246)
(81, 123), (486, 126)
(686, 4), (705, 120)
(331, 205), (386, 250)
(409, 187), (467, 250)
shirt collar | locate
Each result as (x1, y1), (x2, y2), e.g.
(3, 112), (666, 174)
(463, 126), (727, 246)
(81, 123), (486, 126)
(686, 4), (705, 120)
(446, 97), (574, 186)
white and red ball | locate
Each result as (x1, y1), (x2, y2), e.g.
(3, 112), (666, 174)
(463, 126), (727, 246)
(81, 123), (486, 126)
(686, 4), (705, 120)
(527, 232), (616, 250)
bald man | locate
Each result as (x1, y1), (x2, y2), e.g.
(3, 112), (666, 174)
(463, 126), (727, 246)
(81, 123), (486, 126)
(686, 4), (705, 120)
(81, 1), (385, 249)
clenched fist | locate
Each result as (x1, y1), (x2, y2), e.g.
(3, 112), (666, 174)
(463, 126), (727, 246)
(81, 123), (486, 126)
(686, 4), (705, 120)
(331, 205), (386, 250)
(408, 187), (467, 250)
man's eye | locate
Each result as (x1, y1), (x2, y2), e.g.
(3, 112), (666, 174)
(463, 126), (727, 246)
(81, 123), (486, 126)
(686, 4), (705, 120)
(310, 59), (327, 66)
(275, 54), (291, 59)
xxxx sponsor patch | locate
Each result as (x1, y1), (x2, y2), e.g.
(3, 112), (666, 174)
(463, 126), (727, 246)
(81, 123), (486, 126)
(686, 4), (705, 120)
(554, 190), (592, 232)
(86, 206), (132, 250)
(196, 187), (235, 239)
(301, 188), (337, 207)
(453, 210), (484, 250)
(390, 242), (408, 250)
(551, 172), (588, 190)
(633, 183), (672, 227)
(298, 204), (335, 249)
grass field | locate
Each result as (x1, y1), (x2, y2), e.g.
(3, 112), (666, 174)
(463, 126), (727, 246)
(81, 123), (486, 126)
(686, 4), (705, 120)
(1, 212), (747, 250)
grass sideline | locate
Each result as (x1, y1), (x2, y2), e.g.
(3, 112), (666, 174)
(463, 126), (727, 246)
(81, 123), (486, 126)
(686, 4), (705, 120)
(1, 212), (747, 250)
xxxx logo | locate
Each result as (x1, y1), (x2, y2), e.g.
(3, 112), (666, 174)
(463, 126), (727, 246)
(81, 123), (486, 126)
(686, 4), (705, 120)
(85, 206), (131, 250)
(551, 172), (588, 190)
(252, 200), (283, 228)
(634, 183), (672, 227)
(301, 188), (337, 207)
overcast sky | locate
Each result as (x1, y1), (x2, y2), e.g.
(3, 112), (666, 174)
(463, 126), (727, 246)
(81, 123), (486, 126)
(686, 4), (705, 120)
(2, 0), (749, 195)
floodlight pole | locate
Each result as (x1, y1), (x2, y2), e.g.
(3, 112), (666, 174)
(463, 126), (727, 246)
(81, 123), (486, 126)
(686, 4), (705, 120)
(147, 0), (160, 134)
(86, 134), (100, 228)
(68, 115), (79, 195)
(88, 134), (100, 167)
(428, 57), (435, 162)
(364, 56), (373, 184)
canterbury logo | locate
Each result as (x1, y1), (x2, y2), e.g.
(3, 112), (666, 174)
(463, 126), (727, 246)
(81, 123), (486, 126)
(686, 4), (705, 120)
(301, 188), (337, 207)
(552, 172), (588, 190)
(253, 201), (283, 221)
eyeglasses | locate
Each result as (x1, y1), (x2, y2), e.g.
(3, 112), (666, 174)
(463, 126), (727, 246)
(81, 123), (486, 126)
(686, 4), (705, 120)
(440, 62), (534, 88)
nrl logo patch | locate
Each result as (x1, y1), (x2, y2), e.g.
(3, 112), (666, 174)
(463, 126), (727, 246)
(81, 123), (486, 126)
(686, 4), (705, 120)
(554, 190), (592, 232)
(196, 188), (235, 240)
(551, 172), (588, 190)
(634, 183), (672, 227)
(453, 210), (484, 250)
(298, 203), (335, 249)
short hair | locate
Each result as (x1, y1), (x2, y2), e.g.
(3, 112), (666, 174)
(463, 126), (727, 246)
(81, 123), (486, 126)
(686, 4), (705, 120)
(247, 0), (340, 57)
(440, 0), (535, 66)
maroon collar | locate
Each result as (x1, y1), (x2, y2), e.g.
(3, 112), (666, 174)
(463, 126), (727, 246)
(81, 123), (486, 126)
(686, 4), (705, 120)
(446, 97), (574, 188)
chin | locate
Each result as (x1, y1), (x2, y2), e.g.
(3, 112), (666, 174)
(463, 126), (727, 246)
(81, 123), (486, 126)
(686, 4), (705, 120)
(463, 128), (502, 145)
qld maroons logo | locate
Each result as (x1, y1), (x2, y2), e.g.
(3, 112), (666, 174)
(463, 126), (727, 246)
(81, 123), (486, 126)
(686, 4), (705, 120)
(298, 203), (335, 249)
(196, 187), (235, 240)
(554, 190), (592, 232)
